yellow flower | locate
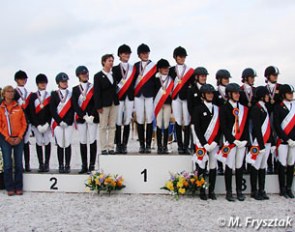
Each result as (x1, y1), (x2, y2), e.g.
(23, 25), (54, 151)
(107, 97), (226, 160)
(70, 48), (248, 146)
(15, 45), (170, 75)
(177, 181), (184, 189)
(166, 181), (174, 191)
(179, 188), (186, 194)
(190, 178), (195, 184)
(85, 187), (91, 192)
(95, 178), (101, 185)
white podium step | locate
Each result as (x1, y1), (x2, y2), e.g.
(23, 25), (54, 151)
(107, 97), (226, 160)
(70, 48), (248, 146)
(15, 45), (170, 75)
(23, 155), (294, 194)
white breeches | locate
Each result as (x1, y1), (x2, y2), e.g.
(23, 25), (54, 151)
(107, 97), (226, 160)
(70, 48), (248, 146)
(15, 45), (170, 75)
(116, 99), (134, 126)
(252, 143), (271, 170)
(24, 124), (31, 144)
(134, 96), (154, 124)
(226, 147), (247, 170)
(77, 123), (98, 144)
(278, 144), (295, 166)
(156, 104), (171, 129)
(172, 97), (190, 126)
(54, 126), (73, 148)
(31, 126), (52, 146)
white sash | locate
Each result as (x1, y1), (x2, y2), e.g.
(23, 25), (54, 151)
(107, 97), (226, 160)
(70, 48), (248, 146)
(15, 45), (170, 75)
(281, 101), (295, 131)
(117, 64), (134, 92)
(134, 62), (155, 88)
(231, 104), (245, 136)
(173, 66), (191, 91)
(154, 77), (173, 110)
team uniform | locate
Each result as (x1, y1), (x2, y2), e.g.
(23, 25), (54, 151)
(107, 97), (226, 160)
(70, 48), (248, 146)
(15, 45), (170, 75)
(169, 63), (194, 154)
(218, 83), (249, 202)
(72, 66), (99, 173)
(50, 73), (74, 173)
(113, 60), (136, 154)
(154, 59), (174, 154)
(274, 84), (295, 198)
(29, 75), (52, 172)
(134, 44), (157, 153)
(192, 84), (220, 200)
(246, 86), (274, 200)
(14, 74), (32, 172)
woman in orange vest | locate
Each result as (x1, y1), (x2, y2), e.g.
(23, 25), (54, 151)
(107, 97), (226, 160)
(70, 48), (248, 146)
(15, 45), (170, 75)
(0, 85), (27, 196)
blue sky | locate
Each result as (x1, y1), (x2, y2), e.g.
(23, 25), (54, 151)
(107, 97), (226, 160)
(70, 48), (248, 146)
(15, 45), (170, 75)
(1, 0), (294, 91)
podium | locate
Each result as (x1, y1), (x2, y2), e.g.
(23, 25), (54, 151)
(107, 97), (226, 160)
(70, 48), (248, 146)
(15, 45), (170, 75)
(23, 154), (292, 194)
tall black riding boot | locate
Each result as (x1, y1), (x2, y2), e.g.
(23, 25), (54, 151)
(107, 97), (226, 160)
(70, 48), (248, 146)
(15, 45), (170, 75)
(278, 162), (288, 198)
(57, 146), (64, 173)
(64, 146), (71, 173)
(199, 168), (207, 200)
(122, 125), (130, 154)
(24, 142), (31, 172)
(236, 168), (246, 201)
(225, 166), (235, 201)
(286, 165), (295, 198)
(156, 127), (163, 154)
(217, 161), (224, 175)
(175, 123), (184, 154)
(79, 143), (88, 174)
(208, 169), (217, 200)
(258, 169), (269, 200)
(89, 141), (97, 172)
(44, 143), (51, 172)
(250, 166), (262, 200)
(137, 123), (145, 153)
(183, 126), (191, 154)
(162, 128), (169, 154)
(115, 125), (122, 154)
(267, 153), (274, 174)
(145, 123), (153, 154)
(36, 145), (44, 172)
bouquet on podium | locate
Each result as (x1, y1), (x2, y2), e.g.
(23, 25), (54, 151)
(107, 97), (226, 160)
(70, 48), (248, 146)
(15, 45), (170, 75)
(85, 170), (125, 195)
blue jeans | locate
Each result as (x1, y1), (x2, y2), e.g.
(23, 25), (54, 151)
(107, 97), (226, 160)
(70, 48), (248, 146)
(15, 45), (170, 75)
(0, 135), (24, 192)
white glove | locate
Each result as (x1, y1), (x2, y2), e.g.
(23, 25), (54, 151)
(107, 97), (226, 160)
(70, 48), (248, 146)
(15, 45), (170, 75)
(87, 116), (94, 124)
(60, 122), (68, 128)
(204, 143), (211, 152)
(42, 123), (49, 132)
(209, 141), (218, 151)
(259, 149), (266, 154)
(238, 140), (248, 148)
(234, 140), (242, 147)
(37, 125), (43, 133)
(288, 139), (295, 147)
(271, 146), (276, 154)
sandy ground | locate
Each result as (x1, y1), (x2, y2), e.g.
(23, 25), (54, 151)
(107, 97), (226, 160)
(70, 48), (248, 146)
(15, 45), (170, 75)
(0, 192), (294, 232)
(0, 129), (295, 232)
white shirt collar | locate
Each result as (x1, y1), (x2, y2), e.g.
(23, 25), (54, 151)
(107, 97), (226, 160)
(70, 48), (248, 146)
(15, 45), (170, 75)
(283, 100), (292, 111)
(102, 70), (114, 84)
(197, 83), (203, 90)
(80, 82), (88, 89)
(229, 99), (238, 108)
(120, 62), (128, 70)
(204, 100), (213, 113)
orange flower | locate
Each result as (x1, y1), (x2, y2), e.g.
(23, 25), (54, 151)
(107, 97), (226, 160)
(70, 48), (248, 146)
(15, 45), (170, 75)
(183, 181), (189, 187)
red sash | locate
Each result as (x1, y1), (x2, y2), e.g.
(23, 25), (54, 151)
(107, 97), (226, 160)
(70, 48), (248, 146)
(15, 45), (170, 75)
(21, 93), (32, 110)
(52, 99), (72, 131)
(118, 66), (136, 100)
(134, 63), (157, 96)
(276, 102), (295, 148)
(35, 97), (51, 114)
(171, 68), (194, 99)
(234, 105), (248, 140)
(154, 80), (174, 117)
(75, 88), (94, 120)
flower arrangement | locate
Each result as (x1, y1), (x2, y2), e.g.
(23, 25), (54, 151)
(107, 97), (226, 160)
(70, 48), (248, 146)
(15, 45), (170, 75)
(161, 171), (207, 199)
(85, 170), (125, 195)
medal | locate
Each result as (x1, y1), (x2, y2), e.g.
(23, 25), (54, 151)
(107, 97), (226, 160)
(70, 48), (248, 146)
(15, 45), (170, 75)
(79, 83), (90, 102)
(40, 104), (44, 109)
(138, 75), (142, 80)
(271, 99), (275, 104)
(120, 63), (129, 85)
(248, 102), (252, 107)
(37, 91), (48, 110)
(162, 89), (166, 95)
(178, 79), (182, 84)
